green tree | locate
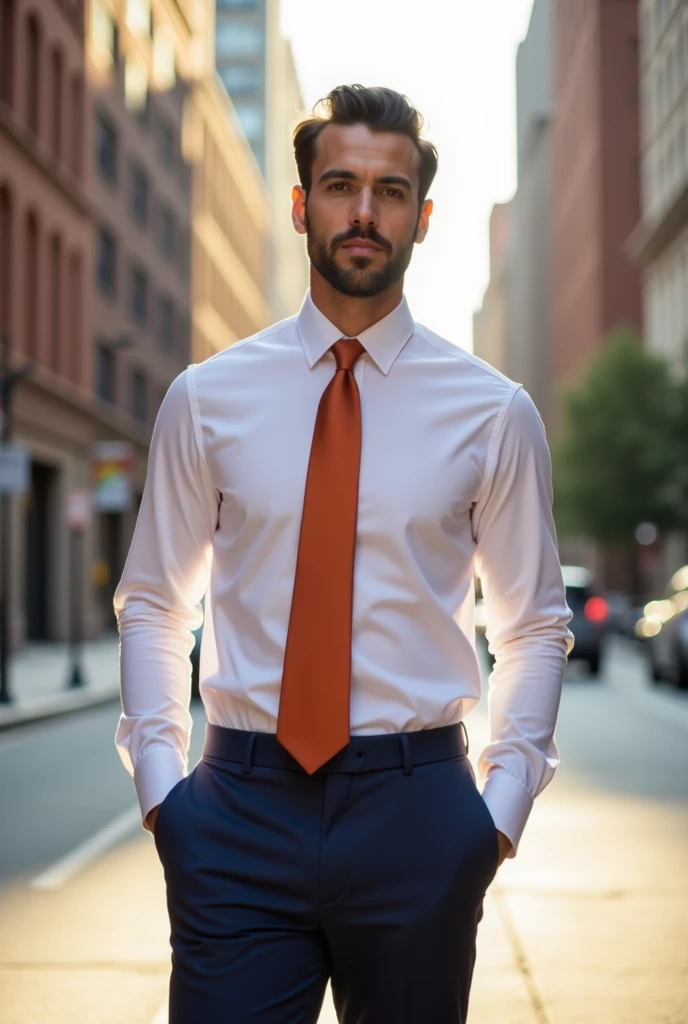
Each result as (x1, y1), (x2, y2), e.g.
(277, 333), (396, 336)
(552, 328), (682, 554)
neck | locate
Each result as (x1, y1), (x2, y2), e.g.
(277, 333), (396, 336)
(309, 270), (404, 338)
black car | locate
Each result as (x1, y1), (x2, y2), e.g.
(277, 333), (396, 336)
(475, 565), (610, 677)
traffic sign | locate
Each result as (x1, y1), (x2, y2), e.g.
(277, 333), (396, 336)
(0, 444), (29, 495)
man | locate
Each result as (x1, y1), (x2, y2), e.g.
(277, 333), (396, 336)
(115, 84), (574, 1023)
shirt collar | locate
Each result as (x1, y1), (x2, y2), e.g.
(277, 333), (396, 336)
(296, 290), (415, 376)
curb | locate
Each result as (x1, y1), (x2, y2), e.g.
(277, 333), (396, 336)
(0, 687), (120, 732)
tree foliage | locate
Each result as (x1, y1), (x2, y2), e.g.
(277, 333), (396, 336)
(552, 328), (685, 546)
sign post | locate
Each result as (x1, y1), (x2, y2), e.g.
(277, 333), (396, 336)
(66, 489), (92, 689)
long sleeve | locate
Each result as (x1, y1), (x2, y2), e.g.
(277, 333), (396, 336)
(470, 385), (574, 858)
(114, 366), (219, 827)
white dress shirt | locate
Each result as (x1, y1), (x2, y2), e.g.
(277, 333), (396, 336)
(114, 291), (574, 858)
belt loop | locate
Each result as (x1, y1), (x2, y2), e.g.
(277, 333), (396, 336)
(399, 733), (413, 776)
(460, 719), (469, 756)
(242, 732), (257, 774)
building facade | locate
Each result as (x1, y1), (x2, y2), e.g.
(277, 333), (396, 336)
(87, 0), (195, 631)
(631, 0), (688, 364)
(0, 0), (95, 647)
(265, 31), (308, 321)
(551, 0), (642, 436)
(186, 73), (272, 362)
(630, 0), (688, 573)
(472, 202), (511, 374)
(507, 0), (554, 436)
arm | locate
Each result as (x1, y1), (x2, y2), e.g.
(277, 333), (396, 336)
(471, 386), (574, 859)
(114, 367), (219, 831)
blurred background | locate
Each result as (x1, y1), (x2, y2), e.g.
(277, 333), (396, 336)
(0, 0), (687, 1022)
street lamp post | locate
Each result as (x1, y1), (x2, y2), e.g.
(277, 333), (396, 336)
(0, 331), (35, 704)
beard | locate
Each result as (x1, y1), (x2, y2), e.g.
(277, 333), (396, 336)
(305, 211), (417, 298)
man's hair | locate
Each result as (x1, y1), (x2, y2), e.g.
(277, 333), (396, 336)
(293, 84), (438, 207)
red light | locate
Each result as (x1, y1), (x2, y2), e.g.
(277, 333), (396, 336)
(584, 596), (608, 623)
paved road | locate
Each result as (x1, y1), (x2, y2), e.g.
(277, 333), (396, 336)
(0, 638), (686, 1023)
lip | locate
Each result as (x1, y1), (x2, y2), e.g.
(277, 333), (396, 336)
(341, 241), (383, 255)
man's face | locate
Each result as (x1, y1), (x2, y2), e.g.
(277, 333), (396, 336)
(292, 123), (432, 298)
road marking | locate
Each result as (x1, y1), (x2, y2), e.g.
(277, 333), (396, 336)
(30, 805), (142, 891)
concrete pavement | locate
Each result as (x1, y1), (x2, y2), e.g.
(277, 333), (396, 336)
(0, 634), (121, 731)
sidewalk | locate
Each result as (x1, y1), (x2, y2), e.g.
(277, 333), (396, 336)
(0, 635), (121, 731)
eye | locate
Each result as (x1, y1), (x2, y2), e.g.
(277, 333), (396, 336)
(379, 188), (404, 199)
(328, 182), (352, 192)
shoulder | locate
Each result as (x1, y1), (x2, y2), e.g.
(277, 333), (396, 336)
(189, 317), (298, 383)
(413, 323), (521, 393)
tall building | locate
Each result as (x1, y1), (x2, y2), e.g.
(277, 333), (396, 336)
(551, 0), (642, 436)
(630, 0), (688, 571)
(630, 0), (688, 365)
(215, 0), (270, 174)
(265, 32), (308, 321)
(551, 0), (642, 587)
(0, 0), (93, 646)
(507, 0), (554, 435)
(214, 0), (308, 320)
(186, 74), (272, 362)
(86, 0), (196, 633)
(472, 202), (511, 374)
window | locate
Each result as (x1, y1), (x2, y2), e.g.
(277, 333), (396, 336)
(96, 342), (116, 403)
(96, 225), (117, 295)
(159, 295), (174, 350)
(152, 28), (175, 89)
(26, 14), (40, 136)
(159, 118), (175, 167)
(125, 55), (148, 114)
(91, 0), (118, 68)
(71, 74), (83, 178)
(25, 210), (38, 357)
(218, 64), (262, 95)
(215, 20), (263, 57)
(130, 162), (148, 224)
(96, 110), (117, 183)
(129, 264), (148, 323)
(217, 0), (261, 8)
(126, 0), (150, 38)
(159, 204), (174, 258)
(50, 232), (61, 373)
(1, 0), (15, 108)
(131, 368), (147, 423)
(50, 47), (63, 159)
(0, 187), (12, 338)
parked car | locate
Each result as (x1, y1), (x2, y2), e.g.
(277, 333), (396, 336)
(475, 565), (610, 677)
(635, 564), (688, 690)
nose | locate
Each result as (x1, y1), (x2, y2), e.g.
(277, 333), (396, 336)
(350, 186), (378, 231)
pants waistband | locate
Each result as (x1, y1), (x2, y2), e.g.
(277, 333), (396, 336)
(202, 721), (469, 776)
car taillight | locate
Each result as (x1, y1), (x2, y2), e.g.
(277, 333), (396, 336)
(584, 596), (608, 623)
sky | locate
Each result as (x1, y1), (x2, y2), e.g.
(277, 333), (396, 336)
(280, 0), (535, 352)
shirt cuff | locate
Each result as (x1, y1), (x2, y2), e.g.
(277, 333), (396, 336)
(480, 769), (534, 859)
(134, 746), (187, 831)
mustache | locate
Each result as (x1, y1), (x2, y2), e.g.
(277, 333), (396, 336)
(331, 226), (393, 255)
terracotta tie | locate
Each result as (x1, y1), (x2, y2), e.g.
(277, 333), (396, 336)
(277, 337), (365, 774)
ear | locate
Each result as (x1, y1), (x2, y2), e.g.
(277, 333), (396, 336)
(415, 199), (433, 244)
(292, 186), (307, 236)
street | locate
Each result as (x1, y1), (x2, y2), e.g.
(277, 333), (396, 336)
(0, 638), (686, 1024)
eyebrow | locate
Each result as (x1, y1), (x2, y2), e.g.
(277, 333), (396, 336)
(317, 169), (414, 191)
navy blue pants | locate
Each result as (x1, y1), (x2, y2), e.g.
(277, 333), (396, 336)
(153, 722), (500, 1024)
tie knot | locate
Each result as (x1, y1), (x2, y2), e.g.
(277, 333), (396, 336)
(332, 338), (365, 372)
